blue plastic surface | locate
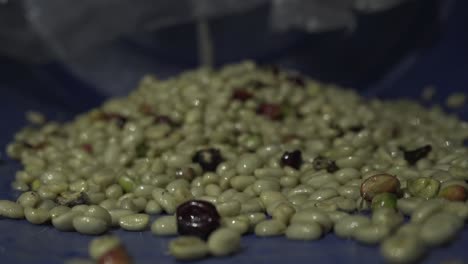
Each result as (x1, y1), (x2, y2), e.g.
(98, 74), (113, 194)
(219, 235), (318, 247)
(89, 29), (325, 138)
(1, 1), (467, 263)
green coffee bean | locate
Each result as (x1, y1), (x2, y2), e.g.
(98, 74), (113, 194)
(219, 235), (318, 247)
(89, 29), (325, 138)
(259, 191), (286, 208)
(208, 228), (241, 256)
(89, 236), (121, 260)
(290, 208), (332, 233)
(420, 212), (463, 246)
(287, 193), (308, 206)
(105, 184), (124, 199)
(24, 207), (50, 224)
(336, 197), (356, 212)
(155, 192), (177, 214)
(381, 234), (425, 264)
(99, 199), (118, 211)
(309, 188), (339, 201)
(230, 176), (256, 191)
(252, 179), (280, 195)
(397, 197), (423, 216)
(287, 185), (315, 196)
(216, 200), (241, 217)
(371, 193), (397, 211)
(236, 154), (261, 175)
(254, 168), (284, 178)
(222, 215), (250, 234)
(305, 173), (335, 189)
(0, 200), (24, 219)
(407, 177), (440, 198)
(271, 202), (295, 224)
(134, 184), (155, 199)
(49, 206), (71, 219)
(334, 168), (360, 184)
(254, 219), (286, 236)
(443, 201), (468, 220)
(86, 192), (106, 205)
(353, 224), (390, 244)
(245, 213), (266, 228)
(132, 197), (148, 212)
(285, 222), (322, 240)
(151, 215), (177, 236)
(334, 215), (370, 238)
(52, 210), (82, 231)
(372, 208), (404, 230)
(205, 184), (222, 197)
(169, 236), (209, 260)
(72, 204), (89, 213)
(338, 186), (362, 200)
(396, 223), (421, 236)
(119, 214), (149, 231)
(73, 216), (108, 235)
(145, 200), (162, 214)
(108, 209), (134, 227)
(17, 191), (41, 208)
(84, 205), (112, 226)
(118, 176), (135, 193)
(327, 211), (349, 224)
(411, 199), (444, 223)
(279, 176), (299, 188)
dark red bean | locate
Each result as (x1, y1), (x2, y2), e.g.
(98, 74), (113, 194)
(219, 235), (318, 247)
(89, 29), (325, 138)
(286, 75), (305, 87)
(154, 115), (178, 127)
(192, 148), (223, 172)
(176, 200), (220, 239)
(439, 185), (467, 201)
(257, 103), (283, 120)
(98, 245), (132, 264)
(232, 89), (253, 102)
(139, 103), (153, 115)
(82, 144), (93, 154)
(280, 150), (303, 170)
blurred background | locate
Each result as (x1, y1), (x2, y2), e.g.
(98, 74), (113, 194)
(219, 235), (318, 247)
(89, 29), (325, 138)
(0, 0), (467, 147)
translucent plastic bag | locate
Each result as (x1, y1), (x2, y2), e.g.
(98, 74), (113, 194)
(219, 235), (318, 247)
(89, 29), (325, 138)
(1, 0), (408, 62)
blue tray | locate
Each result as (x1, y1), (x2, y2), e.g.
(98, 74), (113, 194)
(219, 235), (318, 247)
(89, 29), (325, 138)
(1, 1), (467, 263)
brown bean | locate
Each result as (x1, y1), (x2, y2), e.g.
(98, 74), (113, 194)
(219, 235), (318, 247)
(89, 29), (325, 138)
(360, 174), (400, 201)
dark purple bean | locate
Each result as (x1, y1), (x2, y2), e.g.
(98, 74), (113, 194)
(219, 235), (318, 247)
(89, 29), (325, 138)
(400, 145), (432, 165)
(280, 150), (303, 170)
(257, 103), (283, 120)
(176, 200), (220, 239)
(348, 125), (365, 133)
(232, 89), (253, 102)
